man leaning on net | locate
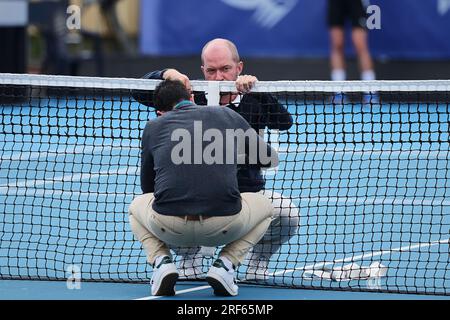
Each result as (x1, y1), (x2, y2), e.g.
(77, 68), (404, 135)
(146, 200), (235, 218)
(133, 38), (299, 281)
(128, 79), (278, 296)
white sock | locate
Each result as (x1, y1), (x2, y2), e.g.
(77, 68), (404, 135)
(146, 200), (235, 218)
(220, 256), (235, 271)
(331, 69), (346, 81)
(361, 70), (376, 81)
(154, 255), (167, 267)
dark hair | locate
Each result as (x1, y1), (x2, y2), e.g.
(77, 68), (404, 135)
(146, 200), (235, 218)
(153, 80), (191, 111)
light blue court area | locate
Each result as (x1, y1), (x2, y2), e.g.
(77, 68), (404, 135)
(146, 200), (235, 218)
(1, 96), (449, 299)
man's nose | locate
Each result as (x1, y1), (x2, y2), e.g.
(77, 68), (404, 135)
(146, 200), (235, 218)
(215, 70), (224, 81)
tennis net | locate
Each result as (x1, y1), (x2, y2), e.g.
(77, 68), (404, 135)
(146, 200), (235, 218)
(0, 73), (449, 295)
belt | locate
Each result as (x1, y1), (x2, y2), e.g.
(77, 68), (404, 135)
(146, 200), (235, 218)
(183, 215), (212, 221)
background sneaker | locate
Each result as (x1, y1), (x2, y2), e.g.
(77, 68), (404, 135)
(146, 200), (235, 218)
(331, 93), (349, 105)
(178, 253), (205, 279)
(363, 92), (380, 104)
(246, 258), (270, 281)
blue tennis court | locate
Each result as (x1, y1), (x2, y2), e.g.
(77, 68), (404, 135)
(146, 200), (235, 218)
(1, 88), (449, 299)
(1, 280), (449, 300)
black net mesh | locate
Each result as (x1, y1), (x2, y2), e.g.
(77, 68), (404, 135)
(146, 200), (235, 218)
(0, 76), (449, 295)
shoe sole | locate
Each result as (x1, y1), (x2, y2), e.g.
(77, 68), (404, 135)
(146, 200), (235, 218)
(179, 274), (206, 280)
(153, 272), (179, 296)
(206, 275), (236, 296)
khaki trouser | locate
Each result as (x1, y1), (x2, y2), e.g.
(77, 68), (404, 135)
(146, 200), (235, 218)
(172, 190), (300, 260)
(128, 192), (273, 267)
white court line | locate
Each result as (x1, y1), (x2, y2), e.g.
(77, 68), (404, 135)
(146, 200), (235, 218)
(293, 196), (450, 207)
(2, 185), (449, 209)
(0, 167), (139, 194)
(2, 144), (448, 162)
(1, 144), (139, 162)
(0, 189), (137, 199)
(278, 146), (450, 158)
(134, 285), (211, 300)
(133, 238), (450, 300)
(271, 238), (450, 277)
(2, 182), (449, 209)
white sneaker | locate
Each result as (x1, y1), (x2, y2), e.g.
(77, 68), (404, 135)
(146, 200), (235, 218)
(151, 256), (179, 296)
(246, 256), (270, 281)
(331, 93), (349, 105)
(206, 258), (238, 296)
(178, 253), (204, 279)
(363, 92), (380, 104)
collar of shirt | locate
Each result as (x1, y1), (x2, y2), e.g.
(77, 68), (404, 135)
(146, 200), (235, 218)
(232, 94), (241, 104)
(173, 100), (196, 110)
(227, 94), (241, 109)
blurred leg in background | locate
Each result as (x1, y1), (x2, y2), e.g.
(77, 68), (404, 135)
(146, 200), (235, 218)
(29, 0), (105, 76)
(0, 0), (27, 74)
(0, 0), (28, 105)
(330, 26), (346, 82)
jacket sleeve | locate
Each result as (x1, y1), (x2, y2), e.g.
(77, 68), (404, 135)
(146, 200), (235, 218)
(131, 70), (168, 108)
(263, 94), (294, 131)
(141, 70), (168, 80)
(140, 123), (156, 193)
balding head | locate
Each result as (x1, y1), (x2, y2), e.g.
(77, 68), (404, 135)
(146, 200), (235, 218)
(201, 38), (240, 66)
(200, 38), (243, 81)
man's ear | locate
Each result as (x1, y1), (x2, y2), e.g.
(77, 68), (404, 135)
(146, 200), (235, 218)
(237, 61), (243, 75)
(156, 110), (165, 117)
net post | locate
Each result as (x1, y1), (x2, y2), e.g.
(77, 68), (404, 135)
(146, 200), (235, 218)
(206, 81), (220, 105)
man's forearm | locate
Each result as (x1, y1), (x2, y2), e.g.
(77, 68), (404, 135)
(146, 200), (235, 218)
(141, 69), (168, 80)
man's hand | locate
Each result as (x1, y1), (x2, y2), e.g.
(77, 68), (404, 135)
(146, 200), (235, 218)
(163, 69), (192, 92)
(235, 75), (258, 93)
